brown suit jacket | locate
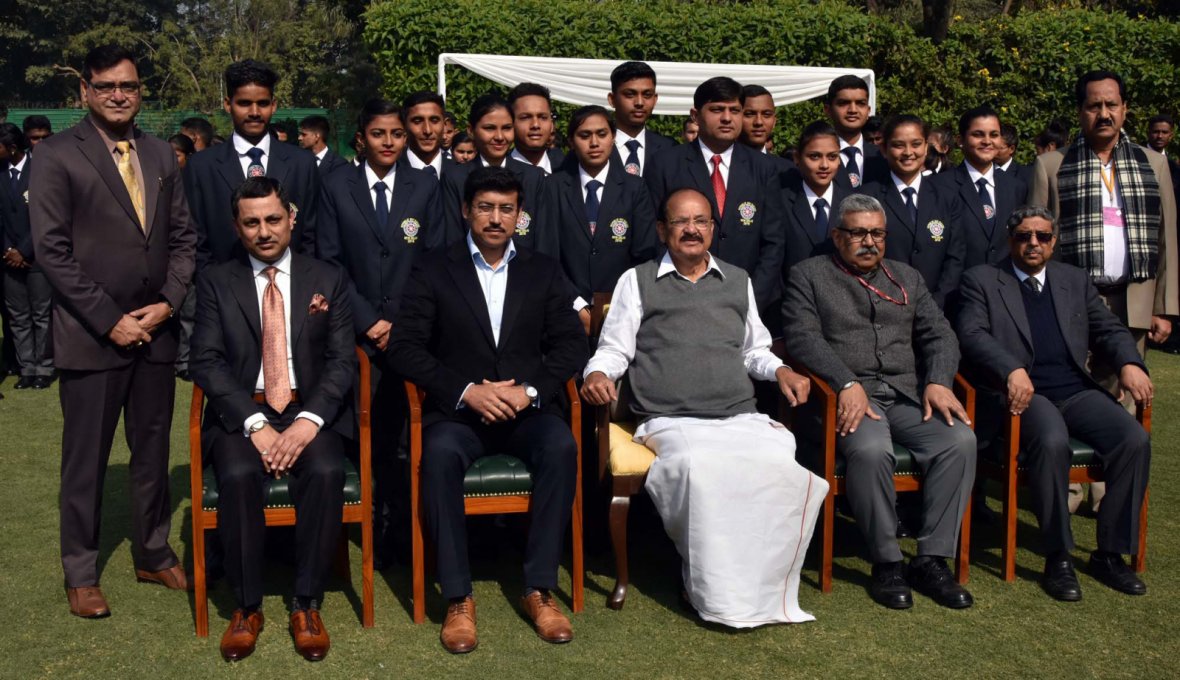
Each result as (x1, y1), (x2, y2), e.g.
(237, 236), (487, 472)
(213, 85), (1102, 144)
(30, 115), (196, 370)
(1030, 145), (1178, 329)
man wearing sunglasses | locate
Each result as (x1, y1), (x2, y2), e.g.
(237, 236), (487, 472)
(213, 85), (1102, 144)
(956, 205), (1152, 601)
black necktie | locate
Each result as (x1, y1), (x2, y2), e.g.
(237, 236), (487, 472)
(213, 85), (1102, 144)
(813, 197), (829, 240)
(373, 182), (389, 229)
(585, 179), (603, 235)
(842, 147), (861, 186)
(245, 147), (265, 177)
(9, 168), (18, 194)
(424, 165), (438, 179)
(1023, 276), (1041, 294)
(977, 177), (995, 226)
(623, 140), (641, 175)
(902, 187), (918, 225)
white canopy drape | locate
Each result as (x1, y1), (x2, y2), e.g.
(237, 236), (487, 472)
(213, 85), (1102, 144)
(437, 54), (876, 115)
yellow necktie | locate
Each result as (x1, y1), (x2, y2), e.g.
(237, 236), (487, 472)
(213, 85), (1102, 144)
(115, 140), (146, 231)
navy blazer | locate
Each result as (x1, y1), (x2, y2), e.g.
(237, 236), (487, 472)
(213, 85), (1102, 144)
(608, 129), (676, 176)
(317, 148), (350, 178)
(388, 242), (588, 428)
(863, 176), (965, 308)
(185, 135), (321, 269)
(317, 164), (443, 340)
(837, 141), (888, 190)
(644, 142), (785, 319)
(932, 163), (1028, 271)
(0, 158), (33, 266)
(440, 157), (558, 255)
(397, 151), (460, 180)
(779, 170), (857, 277)
(553, 159), (658, 302)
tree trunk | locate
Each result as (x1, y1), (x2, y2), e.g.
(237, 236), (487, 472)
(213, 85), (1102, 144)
(921, 0), (955, 44)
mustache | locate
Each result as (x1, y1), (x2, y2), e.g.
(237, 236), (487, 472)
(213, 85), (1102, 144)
(679, 233), (704, 243)
(855, 246), (880, 256)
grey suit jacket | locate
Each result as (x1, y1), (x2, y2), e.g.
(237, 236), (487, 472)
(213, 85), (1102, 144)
(955, 259), (1144, 393)
(782, 255), (959, 404)
(1030, 145), (1178, 328)
(30, 116), (196, 370)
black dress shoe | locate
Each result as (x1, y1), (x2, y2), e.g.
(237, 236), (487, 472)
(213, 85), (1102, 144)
(869, 561), (913, 609)
(1089, 551), (1146, 595)
(1041, 556), (1082, 601)
(33, 376), (52, 389)
(907, 557), (973, 609)
(14, 376), (34, 389)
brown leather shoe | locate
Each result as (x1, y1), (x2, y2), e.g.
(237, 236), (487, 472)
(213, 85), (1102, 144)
(220, 609), (264, 661)
(66, 586), (111, 618)
(440, 596), (478, 654)
(520, 590), (573, 643)
(289, 609), (331, 661)
(135, 564), (191, 591)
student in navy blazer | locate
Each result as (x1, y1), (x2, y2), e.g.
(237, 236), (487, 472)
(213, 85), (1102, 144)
(185, 60), (320, 270)
(400, 91), (460, 181)
(862, 115), (965, 308)
(645, 77), (785, 321)
(932, 107), (1029, 271)
(824, 75), (888, 190)
(607, 61), (676, 177)
(440, 93), (556, 255)
(553, 106), (657, 327)
(779, 122), (857, 279)
(740, 85), (795, 174)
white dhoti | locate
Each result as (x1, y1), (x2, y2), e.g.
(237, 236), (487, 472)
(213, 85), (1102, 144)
(636, 413), (829, 628)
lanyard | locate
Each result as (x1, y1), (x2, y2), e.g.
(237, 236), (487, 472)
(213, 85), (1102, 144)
(832, 255), (909, 306)
(1099, 161), (1116, 202)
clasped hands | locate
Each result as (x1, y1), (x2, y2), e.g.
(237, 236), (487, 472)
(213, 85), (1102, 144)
(249, 418), (319, 478)
(463, 379), (533, 424)
(107, 301), (172, 349)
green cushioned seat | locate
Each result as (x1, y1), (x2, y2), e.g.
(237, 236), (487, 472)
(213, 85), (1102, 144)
(203, 457), (362, 511)
(463, 454), (534, 497)
(833, 443), (918, 478)
(982, 437), (1097, 468)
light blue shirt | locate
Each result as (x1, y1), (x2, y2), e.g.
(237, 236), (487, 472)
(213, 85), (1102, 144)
(467, 231), (517, 346)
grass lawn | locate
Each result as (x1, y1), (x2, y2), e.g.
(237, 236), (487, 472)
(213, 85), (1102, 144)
(1, 354), (1178, 679)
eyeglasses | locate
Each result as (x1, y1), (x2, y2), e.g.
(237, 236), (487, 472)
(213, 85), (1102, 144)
(837, 227), (887, 242)
(473, 203), (518, 217)
(1011, 230), (1054, 244)
(666, 217), (714, 230)
(87, 80), (141, 96)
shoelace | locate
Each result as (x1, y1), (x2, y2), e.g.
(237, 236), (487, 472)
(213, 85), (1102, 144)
(536, 592), (561, 612)
(448, 600), (473, 617)
(306, 611), (321, 636)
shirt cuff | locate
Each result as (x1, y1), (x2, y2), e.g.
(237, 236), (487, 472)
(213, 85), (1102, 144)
(573, 296), (590, 312)
(296, 411), (324, 430)
(456, 382), (474, 409)
(242, 412), (266, 437)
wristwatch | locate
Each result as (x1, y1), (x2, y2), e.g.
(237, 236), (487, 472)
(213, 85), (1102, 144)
(522, 382), (539, 405)
(840, 380), (860, 392)
(244, 419), (267, 438)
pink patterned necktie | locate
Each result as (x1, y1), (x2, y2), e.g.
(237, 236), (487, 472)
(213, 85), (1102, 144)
(262, 266), (291, 412)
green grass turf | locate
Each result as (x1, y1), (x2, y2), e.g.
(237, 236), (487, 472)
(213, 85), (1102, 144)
(1, 356), (1178, 679)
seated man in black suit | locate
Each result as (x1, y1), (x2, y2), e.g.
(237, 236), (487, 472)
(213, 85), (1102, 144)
(956, 205), (1152, 601)
(389, 167), (588, 654)
(191, 177), (356, 662)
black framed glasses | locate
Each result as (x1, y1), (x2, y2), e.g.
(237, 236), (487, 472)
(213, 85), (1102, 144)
(836, 227), (887, 242)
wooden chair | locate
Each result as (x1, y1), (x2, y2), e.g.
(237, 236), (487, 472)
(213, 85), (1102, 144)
(978, 400), (1150, 581)
(189, 346), (374, 636)
(405, 379), (583, 624)
(588, 291), (658, 610)
(787, 361), (975, 593)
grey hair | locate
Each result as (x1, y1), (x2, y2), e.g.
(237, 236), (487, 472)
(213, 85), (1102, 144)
(834, 193), (886, 229)
(1006, 205), (1059, 236)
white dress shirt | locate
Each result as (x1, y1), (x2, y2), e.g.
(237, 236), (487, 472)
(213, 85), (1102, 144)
(965, 163), (996, 208)
(314, 146), (328, 166)
(364, 162), (395, 211)
(232, 132), (271, 177)
(9, 153), (27, 181)
(697, 140), (733, 186)
(584, 252), (784, 383)
(406, 148), (444, 177)
(479, 155), (506, 168)
(243, 248), (324, 433)
(510, 148), (552, 175)
(1012, 262), (1047, 290)
(998, 158), (1015, 173)
(802, 181), (836, 220)
(891, 171), (923, 206)
(838, 135), (865, 166)
(455, 233), (519, 408)
(615, 128), (649, 173)
(1098, 159), (1129, 284)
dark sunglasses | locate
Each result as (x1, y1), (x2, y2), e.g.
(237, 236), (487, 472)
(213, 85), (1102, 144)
(1011, 230), (1054, 244)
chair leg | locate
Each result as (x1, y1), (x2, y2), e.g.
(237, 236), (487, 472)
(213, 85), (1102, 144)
(1003, 467), (1018, 582)
(821, 493), (834, 593)
(956, 492), (971, 584)
(362, 513), (374, 628)
(1134, 487), (1149, 573)
(334, 531), (351, 580)
(571, 477), (584, 613)
(607, 495), (630, 610)
(412, 502), (426, 624)
(193, 513), (208, 637)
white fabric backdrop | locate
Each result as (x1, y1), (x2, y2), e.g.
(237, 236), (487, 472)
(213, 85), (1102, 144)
(437, 53), (876, 115)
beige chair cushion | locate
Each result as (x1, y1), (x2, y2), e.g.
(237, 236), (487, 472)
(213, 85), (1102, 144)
(608, 421), (656, 477)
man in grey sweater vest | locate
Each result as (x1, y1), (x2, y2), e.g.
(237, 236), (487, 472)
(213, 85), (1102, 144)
(582, 189), (828, 627)
(783, 194), (976, 610)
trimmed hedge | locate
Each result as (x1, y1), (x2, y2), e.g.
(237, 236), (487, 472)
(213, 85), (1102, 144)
(364, 0), (1180, 163)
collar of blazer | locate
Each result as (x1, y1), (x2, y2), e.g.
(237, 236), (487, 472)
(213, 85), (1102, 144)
(445, 240), (532, 350)
(228, 250), (315, 351)
(75, 115), (159, 235)
(684, 141), (754, 223)
(558, 159), (625, 241)
(217, 132), (295, 188)
(345, 163), (418, 246)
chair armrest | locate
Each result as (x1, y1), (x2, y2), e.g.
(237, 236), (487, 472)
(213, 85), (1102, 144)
(355, 347), (373, 506)
(1137, 402), (1152, 434)
(953, 373), (976, 431)
(782, 353), (837, 483)
(189, 384), (206, 513)
(589, 292), (612, 338)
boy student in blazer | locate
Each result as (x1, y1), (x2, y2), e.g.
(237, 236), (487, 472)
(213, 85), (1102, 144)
(779, 121), (857, 280)
(400, 91), (457, 180)
(440, 93), (556, 255)
(317, 98), (443, 568)
(645, 76), (785, 324)
(740, 84), (794, 173)
(607, 61), (675, 177)
(932, 106), (1028, 271)
(862, 115), (965, 307)
(824, 75), (887, 190)
(298, 115), (348, 178)
(191, 177), (356, 662)
(508, 82), (564, 175)
(553, 105), (658, 332)
(185, 59), (321, 269)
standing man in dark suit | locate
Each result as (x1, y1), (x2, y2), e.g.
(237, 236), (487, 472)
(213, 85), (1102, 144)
(607, 61), (675, 177)
(30, 45), (196, 618)
(318, 98), (443, 568)
(1, 123), (54, 388)
(645, 77), (785, 323)
(400, 91), (457, 180)
(508, 83), (564, 175)
(740, 84), (794, 173)
(192, 177), (355, 661)
(389, 167), (587, 654)
(932, 106), (1028, 271)
(298, 115), (348, 178)
(863, 114), (965, 307)
(957, 206), (1152, 601)
(997, 123), (1034, 187)
(554, 105), (657, 332)
(185, 59), (320, 269)
(824, 75), (887, 189)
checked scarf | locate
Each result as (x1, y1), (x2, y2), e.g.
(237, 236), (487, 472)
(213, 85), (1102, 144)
(1057, 130), (1161, 282)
